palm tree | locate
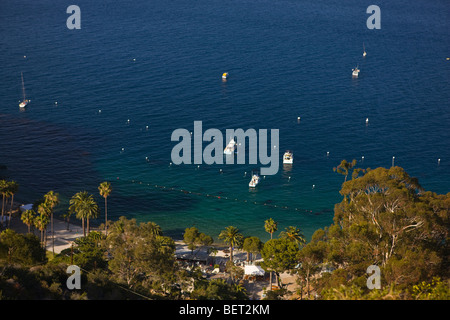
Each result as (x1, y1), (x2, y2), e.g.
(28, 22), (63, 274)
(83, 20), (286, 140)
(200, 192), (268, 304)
(264, 218), (278, 239)
(61, 210), (73, 231)
(69, 191), (98, 236)
(21, 209), (36, 233)
(34, 213), (50, 247)
(7, 181), (19, 228)
(36, 202), (50, 245)
(44, 191), (59, 256)
(98, 181), (112, 236)
(279, 226), (306, 247)
(218, 226), (243, 262)
(0, 180), (8, 226)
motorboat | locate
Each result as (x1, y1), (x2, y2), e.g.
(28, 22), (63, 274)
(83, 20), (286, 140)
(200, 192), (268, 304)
(223, 138), (236, 154)
(352, 66), (360, 77)
(283, 151), (293, 164)
(249, 171), (260, 188)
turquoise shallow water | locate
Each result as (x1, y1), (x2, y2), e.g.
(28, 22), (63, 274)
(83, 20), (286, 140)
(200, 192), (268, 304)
(0, 0), (449, 241)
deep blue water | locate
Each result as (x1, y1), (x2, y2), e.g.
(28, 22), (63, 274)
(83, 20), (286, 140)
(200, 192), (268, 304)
(0, 0), (449, 241)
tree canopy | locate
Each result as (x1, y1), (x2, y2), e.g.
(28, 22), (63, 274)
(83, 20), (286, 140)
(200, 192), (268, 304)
(298, 165), (450, 298)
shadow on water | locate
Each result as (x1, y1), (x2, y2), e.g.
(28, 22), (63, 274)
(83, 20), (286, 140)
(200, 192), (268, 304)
(0, 113), (102, 204)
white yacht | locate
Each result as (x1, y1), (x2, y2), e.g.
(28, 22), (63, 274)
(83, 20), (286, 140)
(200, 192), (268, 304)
(19, 72), (29, 108)
(283, 151), (293, 164)
(223, 138), (236, 154)
(352, 66), (360, 77)
(249, 172), (260, 188)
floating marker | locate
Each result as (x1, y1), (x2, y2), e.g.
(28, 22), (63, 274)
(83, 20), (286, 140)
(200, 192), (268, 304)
(146, 125), (149, 129)
(24, 55), (26, 59)
(55, 101), (58, 105)
(362, 156), (365, 161)
(98, 109), (102, 113)
(297, 116), (301, 120)
(438, 158), (441, 165)
(327, 151), (329, 157)
(312, 185), (315, 189)
(120, 178), (320, 214)
(366, 118), (369, 124)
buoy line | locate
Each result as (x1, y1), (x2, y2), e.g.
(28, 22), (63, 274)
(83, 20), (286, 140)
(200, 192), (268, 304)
(112, 177), (323, 215)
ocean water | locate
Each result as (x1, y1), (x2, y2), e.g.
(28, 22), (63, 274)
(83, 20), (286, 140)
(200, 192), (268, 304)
(0, 0), (449, 241)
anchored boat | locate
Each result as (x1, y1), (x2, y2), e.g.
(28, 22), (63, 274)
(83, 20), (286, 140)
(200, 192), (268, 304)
(249, 170), (260, 188)
(283, 151), (293, 164)
(352, 66), (360, 77)
(224, 138), (236, 155)
(19, 72), (29, 108)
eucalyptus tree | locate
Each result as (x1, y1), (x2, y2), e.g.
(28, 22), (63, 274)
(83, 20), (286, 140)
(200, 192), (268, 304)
(106, 216), (177, 291)
(306, 165), (449, 297)
(333, 159), (357, 182)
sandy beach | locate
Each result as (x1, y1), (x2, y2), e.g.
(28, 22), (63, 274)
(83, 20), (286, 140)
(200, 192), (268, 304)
(6, 204), (85, 254)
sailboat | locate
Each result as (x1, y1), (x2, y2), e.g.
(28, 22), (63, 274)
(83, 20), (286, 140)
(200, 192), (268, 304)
(363, 43), (367, 57)
(19, 72), (29, 108)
